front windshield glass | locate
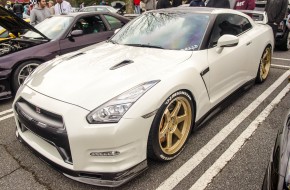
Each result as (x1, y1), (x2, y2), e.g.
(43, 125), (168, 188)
(23, 16), (73, 39)
(111, 12), (210, 51)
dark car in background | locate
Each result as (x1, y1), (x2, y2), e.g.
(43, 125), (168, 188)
(262, 110), (290, 190)
(0, 7), (130, 100)
(255, 0), (290, 51)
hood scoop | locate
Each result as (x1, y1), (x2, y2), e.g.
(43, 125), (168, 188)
(110, 60), (134, 70)
(66, 52), (85, 60)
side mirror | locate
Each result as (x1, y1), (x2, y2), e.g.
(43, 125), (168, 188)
(71, 30), (83, 37)
(216, 34), (239, 53)
(114, 28), (120, 34)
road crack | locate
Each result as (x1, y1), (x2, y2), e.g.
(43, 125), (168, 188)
(1, 143), (52, 190)
(0, 167), (21, 180)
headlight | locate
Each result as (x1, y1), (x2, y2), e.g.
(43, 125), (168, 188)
(87, 80), (160, 124)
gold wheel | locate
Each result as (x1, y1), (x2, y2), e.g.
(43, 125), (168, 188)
(158, 96), (192, 155)
(260, 47), (271, 80)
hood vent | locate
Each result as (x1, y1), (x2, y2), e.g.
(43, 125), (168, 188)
(66, 52), (85, 60)
(110, 60), (134, 70)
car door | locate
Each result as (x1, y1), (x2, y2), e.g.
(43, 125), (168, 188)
(207, 13), (253, 105)
(59, 15), (114, 55)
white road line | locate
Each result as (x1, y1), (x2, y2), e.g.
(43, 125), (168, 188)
(273, 57), (290, 62)
(0, 113), (14, 122)
(156, 70), (290, 190)
(190, 83), (290, 190)
(0, 109), (13, 116)
(272, 64), (290, 69)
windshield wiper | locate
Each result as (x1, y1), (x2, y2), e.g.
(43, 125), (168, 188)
(21, 36), (47, 40)
(107, 39), (118, 44)
(124, 44), (164, 49)
(32, 36), (46, 39)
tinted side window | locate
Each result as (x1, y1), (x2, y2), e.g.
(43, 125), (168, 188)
(73, 15), (107, 35)
(104, 15), (124, 30)
(209, 14), (252, 48)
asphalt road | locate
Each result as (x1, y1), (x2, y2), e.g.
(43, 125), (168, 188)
(0, 50), (289, 190)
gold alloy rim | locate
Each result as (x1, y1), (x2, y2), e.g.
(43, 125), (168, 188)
(159, 97), (192, 155)
(260, 47), (271, 80)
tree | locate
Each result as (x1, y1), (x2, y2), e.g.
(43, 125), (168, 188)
(125, 0), (134, 14)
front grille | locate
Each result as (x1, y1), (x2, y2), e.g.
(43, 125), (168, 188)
(15, 97), (73, 164)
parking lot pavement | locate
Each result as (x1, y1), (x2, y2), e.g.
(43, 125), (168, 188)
(0, 145), (48, 190)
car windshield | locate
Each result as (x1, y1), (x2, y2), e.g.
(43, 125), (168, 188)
(111, 12), (210, 51)
(22, 16), (73, 40)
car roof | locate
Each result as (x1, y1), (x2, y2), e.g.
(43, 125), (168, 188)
(53, 11), (110, 17)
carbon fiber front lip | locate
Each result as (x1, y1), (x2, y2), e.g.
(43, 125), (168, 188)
(16, 132), (148, 187)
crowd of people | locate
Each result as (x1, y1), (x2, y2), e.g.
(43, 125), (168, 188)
(3, 0), (72, 25)
(1, 0), (290, 34)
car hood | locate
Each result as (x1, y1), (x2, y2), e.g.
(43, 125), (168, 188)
(0, 6), (48, 39)
(26, 43), (192, 110)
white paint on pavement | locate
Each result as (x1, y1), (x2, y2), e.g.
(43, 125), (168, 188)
(156, 70), (290, 190)
(190, 83), (290, 190)
(272, 64), (290, 69)
(0, 113), (14, 122)
(0, 109), (13, 116)
(272, 57), (290, 62)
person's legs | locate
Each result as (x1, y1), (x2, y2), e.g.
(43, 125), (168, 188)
(136, 5), (140, 14)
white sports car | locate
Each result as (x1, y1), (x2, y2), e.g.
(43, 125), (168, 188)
(13, 7), (273, 187)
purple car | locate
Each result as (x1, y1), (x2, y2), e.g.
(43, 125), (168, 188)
(0, 7), (130, 100)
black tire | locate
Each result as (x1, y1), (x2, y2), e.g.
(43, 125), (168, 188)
(147, 90), (194, 161)
(12, 60), (41, 93)
(256, 46), (272, 83)
(277, 29), (289, 51)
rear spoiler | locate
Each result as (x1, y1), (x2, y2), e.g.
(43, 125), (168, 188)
(239, 10), (268, 25)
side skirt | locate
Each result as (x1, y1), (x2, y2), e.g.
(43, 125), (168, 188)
(194, 79), (255, 131)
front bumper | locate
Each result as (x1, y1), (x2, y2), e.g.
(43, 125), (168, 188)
(17, 133), (147, 187)
(13, 86), (153, 187)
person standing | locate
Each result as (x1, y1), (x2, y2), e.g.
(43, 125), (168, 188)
(80, 2), (84, 8)
(206, 0), (230, 8)
(100, 0), (106, 5)
(54, 0), (71, 15)
(234, 0), (255, 10)
(30, 0), (50, 26)
(156, 0), (171, 9)
(190, 0), (205, 7)
(48, 0), (55, 15)
(13, 1), (24, 18)
(134, 0), (141, 14)
(265, 0), (288, 38)
(142, 0), (156, 11)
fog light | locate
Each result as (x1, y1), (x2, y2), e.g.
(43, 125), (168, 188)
(90, 151), (120, 156)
